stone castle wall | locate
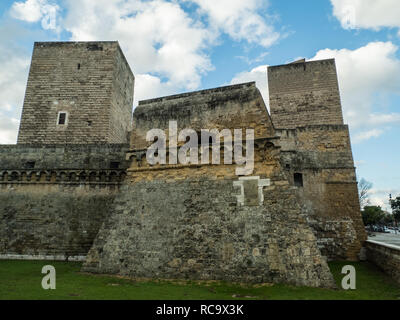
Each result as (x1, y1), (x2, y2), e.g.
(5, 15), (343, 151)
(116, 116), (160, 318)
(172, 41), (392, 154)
(82, 85), (336, 288)
(268, 59), (366, 261)
(268, 59), (344, 129)
(0, 144), (129, 258)
(17, 42), (134, 145)
(131, 82), (274, 150)
(366, 240), (400, 285)
(275, 126), (366, 260)
(83, 136), (335, 287)
(0, 42), (367, 288)
(0, 184), (118, 259)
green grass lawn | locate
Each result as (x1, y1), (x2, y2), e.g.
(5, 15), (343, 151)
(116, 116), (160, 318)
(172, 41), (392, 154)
(0, 260), (399, 300)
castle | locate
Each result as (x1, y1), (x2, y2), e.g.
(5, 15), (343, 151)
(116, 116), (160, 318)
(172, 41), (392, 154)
(0, 42), (366, 288)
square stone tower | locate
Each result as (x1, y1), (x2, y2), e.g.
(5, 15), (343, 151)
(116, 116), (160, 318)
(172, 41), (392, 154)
(268, 58), (366, 260)
(17, 41), (134, 144)
(268, 59), (344, 129)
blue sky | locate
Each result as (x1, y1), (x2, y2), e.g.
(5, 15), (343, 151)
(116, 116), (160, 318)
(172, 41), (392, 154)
(0, 0), (399, 209)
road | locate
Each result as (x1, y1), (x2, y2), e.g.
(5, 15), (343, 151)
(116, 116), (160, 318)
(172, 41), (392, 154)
(368, 232), (400, 247)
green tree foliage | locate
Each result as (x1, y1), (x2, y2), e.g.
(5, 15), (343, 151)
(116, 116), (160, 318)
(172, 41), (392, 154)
(390, 196), (400, 223)
(362, 206), (385, 226)
(382, 212), (394, 225)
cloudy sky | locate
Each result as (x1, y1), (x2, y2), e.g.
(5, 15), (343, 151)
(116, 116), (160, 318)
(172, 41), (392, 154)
(0, 0), (399, 209)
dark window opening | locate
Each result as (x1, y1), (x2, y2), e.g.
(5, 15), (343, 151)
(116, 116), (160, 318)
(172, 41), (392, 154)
(87, 120), (92, 126)
(77, 63), (81, 70)
(26, 161), (35, 169)
(110, 162), (120, 169)
(294, 173), (303, 187)
(58, 112), (66, 125)
(87, 44), (103, 51)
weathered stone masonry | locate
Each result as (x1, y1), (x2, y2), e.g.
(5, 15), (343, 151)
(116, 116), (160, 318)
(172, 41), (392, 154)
(17, 42), (134, 145)
(0, 144), (129, 259)
(1, 41), (133, 260)
(0, 42), (366, 287)
(83, 82), (335, 287)
(269, 59), (367, 260)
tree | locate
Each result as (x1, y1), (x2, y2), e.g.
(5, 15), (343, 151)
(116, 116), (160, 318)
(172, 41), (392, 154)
(381, 211), (394, 226)
(358, 178), (373, 209)
(391, 195), (400, 224)
(362, 206), (385, 226)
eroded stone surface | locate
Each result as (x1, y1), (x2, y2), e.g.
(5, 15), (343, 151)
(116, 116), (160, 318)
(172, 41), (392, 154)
(0, 44), (366, 287)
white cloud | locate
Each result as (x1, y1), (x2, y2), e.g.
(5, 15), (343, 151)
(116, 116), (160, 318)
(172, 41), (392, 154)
(8, 0), (281, 107)
(0, 47), (29, 114)
(370, 188), (400, 212)
(231, 42), (400, 144)
(187, 0), (279, 47)
(310, 42), (400, 141)
(63, 0), (213, 93)
(0, 114), (20, 144)
(10, 0), (60, 30)
(353, 129), (384, 144)
(0, 44), (29, 144)
(10, 0), (43, 22)
(331, 0), (400, 31)
(230, 65), (269, 107)
(133, 73), (178, 107)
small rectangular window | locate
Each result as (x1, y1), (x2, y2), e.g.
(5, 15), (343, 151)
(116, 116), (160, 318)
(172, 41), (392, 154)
(294, 173), (303, 187)
(110, 162), (120, 169)
(87, 44), (103, 51)
(25, 161), (35, 169)
(57, 112), (67, 125)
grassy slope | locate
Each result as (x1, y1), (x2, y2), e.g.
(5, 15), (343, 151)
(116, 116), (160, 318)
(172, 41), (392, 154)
(0, 260), (399, 300)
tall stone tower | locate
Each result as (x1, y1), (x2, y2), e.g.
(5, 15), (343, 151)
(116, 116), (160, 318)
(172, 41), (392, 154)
(268, 59), (367, 260)
(268, 59), (344, 129)
(17, 41), (134, 144)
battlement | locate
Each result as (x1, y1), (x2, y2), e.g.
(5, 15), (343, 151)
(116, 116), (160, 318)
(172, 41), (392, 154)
(268, 58), (344, 129)
(132, 81), (274, 149)
(139, 82), (256, 105)
(0, 144), (129, 184)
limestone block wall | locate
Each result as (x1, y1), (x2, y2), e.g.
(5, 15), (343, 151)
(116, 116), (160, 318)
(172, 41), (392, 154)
(268, 59), (344, 129)
(366, 240), (400, 285)
(0, 184), (118, 259)
(83, 139), (335, 288)
(83, 178), (335, 287)
(0, 144), (129, 170)
(131, 82), (274, 149)
(17, 42), (134, 144)
(276, 125), (367, 260)
(0, 144), (129, 258)
(109, 45), (135, 143)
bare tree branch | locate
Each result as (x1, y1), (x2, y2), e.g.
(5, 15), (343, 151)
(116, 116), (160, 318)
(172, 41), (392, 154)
(358, 178), (372, 209)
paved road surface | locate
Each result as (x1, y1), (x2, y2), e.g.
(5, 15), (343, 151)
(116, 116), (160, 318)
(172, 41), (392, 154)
(368, 232), (400, 247)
